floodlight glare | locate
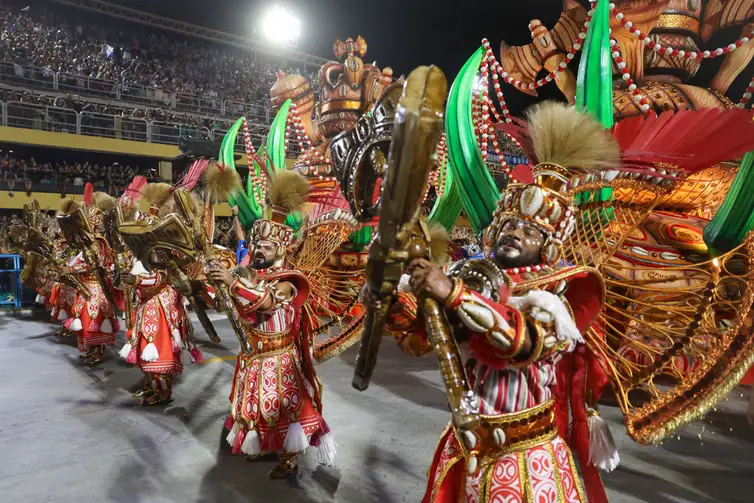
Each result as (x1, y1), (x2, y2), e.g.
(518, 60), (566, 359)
(261, 6), (301, 45)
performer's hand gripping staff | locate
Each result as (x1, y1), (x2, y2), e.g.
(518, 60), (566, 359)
(351, 66), (480, 432)
(172, 187), (251, 354)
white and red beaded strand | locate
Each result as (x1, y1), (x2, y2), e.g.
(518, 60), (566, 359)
(480, 5), (593, 92)
(610, 1), (752, 60)
(241, 117), (267, 204)
(610, 37), (651, 112)
(476, 52), (513, 175)
(738, 75), (754, 109)
(288, 102), (337, 184)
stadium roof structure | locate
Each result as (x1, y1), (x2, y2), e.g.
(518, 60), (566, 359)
(52, 0), (330, 67)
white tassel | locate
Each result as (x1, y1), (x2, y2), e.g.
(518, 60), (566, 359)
(226, 422), (240, 447)
(316, 431), (338, 467)
(118, 341), (132, 359)
(141, 342), (159, 362)
(241, 429), (261, 456)
(35, 294), (45, 304)
(69, 318), (82, 331)
(284, 422), (309, 453)
(180, 349), (193, 366)
(101, 319), (113, 334)
(171, 329), (182, 351)
(588, 413), (620, 472)
(58, 310), (69, 321)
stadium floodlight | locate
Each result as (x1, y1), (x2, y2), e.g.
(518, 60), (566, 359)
(261, 5), (301, 45)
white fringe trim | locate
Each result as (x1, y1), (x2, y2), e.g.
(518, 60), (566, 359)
(283, 422), (309, 454)
(507, 290), (583, 345)
(316, 431), (338, 466)
(141, 342), (159, 362)
(118, 341), (132, 359)
(241, 429), (261, 456)
(69, 318), (82, 331)
(35, 294), (45, 304)
(588, 414), (620, 472)
(58, 310), (69, 321)
(226, 422), (240, 447)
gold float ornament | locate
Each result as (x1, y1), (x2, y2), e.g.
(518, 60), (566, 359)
(491, 0), (754, 444)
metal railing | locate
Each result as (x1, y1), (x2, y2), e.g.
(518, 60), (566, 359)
(4, 100), (254, 151)
(0, 62), (55, 92)
(0, 61), (274, 122)
(6, 102), (78, 134)
(57, 71), (118, 99)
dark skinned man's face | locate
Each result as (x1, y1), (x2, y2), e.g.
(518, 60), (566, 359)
(493, 217), (546, 268)
(251, 240), (278, 270)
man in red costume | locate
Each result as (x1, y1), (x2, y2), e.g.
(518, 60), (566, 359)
(366, 103), (615, 502)
(208, 171), (336, 479)
(57, 190), (120, 365)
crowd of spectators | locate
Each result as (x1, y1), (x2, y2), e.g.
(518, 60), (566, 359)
(0, 153), (163, 196)
(0, 0), (321, 111)
(0, 88), (270, 143)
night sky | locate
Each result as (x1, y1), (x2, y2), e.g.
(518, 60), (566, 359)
(108, 0), (568, 114)
(107, 0), (754, 115)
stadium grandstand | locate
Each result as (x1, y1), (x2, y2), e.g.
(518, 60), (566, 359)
(0, 0), (323, 244)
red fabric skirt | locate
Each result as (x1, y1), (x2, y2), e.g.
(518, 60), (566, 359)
(131, 299), (186, 376)
(227, 346), (326, 454)
(423, 427), (585, 503)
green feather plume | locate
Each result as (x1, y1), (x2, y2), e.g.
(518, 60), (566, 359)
(446, 47), (500, 232)
(704, 154), (754, 255)
(576, 0), (614, 130)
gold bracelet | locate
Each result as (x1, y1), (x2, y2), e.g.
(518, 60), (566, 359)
(444, 278), (465, 309)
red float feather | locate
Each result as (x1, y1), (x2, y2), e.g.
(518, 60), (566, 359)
(180, 159), (210, 191)
(615, 108), (754, 175)
(120, 175), (148, 206)
(83, 182), (94, 207)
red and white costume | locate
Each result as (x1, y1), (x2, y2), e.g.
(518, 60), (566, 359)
(63, 245), (120, 352)
(119, 261), (191, 375)
(388, 265), (604, 503)
(224, 270), (336, 465)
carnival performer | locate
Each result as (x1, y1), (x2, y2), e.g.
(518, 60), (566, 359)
(106, 178), (191, 405)
(364, 103), (616, 503)
(207, 170), (336, 479)
(58, 185), (120, 365)
(117, 256), (192, 405)
(49, 239), (82, 327)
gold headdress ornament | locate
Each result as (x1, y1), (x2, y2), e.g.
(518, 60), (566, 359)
(250, 170), (311, 249)
(141, 183), (174, 216)
(485, 101), (621, 264)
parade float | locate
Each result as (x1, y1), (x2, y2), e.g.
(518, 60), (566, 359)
(443, 0), (754, 447)
(214, 37), (397, 360)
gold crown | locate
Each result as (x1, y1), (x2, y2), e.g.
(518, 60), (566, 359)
(250, 219), (294, 248)
(484, 163), (579, 264)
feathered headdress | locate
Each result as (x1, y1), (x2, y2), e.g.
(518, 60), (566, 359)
(249, 170), (311, 248)
(142, 183), (174, 215)
(489, 102), (622, 264)
(119, 176), (147, 213)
